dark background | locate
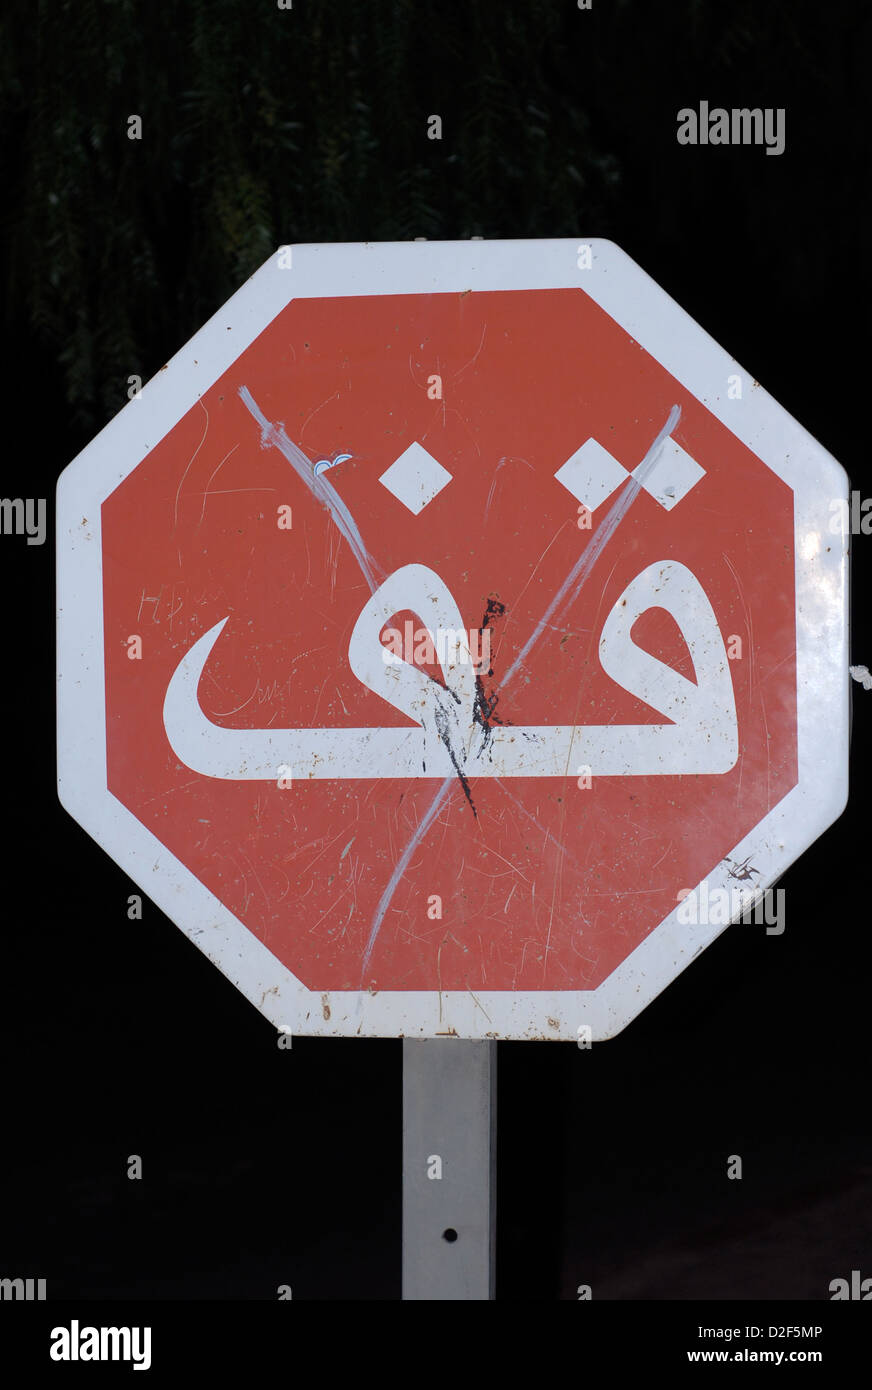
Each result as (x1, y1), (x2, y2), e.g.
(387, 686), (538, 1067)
(1, 0), (870, 1301)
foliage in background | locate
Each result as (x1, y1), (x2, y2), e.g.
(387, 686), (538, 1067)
(1, 0), (867, 431)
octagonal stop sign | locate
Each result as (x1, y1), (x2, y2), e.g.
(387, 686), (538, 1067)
(57, 240), (849, 1041)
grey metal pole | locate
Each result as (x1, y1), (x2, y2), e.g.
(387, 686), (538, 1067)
(402, 1038), (497, 1300)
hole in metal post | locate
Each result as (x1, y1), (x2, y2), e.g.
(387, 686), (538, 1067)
(442, 1228), (458, 1243)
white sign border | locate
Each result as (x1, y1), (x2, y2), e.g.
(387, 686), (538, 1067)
(56, 239), (849, 1041)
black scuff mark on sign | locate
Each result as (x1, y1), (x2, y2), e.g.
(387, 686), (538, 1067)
(419, 597), (512, 822)
(725, 854), (760, 882)
(472, 596), (513, 758)
(433, 692), (476, 818)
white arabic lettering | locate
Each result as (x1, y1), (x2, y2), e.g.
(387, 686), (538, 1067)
(162, 561), (738, 780)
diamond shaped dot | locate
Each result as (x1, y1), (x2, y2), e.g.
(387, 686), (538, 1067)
(632, 438), (705, 510)
(554, 439), (628, 514)
(379, 442), (453, 515)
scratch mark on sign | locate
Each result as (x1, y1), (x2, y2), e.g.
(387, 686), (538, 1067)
(300, 390), (340, 442)
(481, 844), (530, 882)
(449, 323), (487, 384)
(542, 827), (560, 978)
(503, 405), (682, 686)
(139, 776), (201, 809)
(360, 774), (455, 979)
(485, 455), (534, 521)
(724, 548), (768, 808)
(239, 385), (383, 595)
(436, 936), (446, 1023)
(295, 824), (354, 878)
(502, 520), (569, 629)
(192, 486), (277, 498)
(174, 400), (210, 532)
(466, 987), (492, 1023)
(196, 444), (240, 529)
(209, 679), (259, 719)
(650, 839), (674, 872)
(238, 846), (270, 917)
(494, 778), (584, 873)
(308, 887), (353, 934)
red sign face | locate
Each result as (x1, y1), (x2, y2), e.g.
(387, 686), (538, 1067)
(102, 287), (796, 995)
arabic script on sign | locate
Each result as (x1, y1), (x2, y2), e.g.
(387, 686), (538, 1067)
(162, 560), (738, 780)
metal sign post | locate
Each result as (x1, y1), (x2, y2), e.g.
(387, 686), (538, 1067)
(402, 1040), (497, 1300)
